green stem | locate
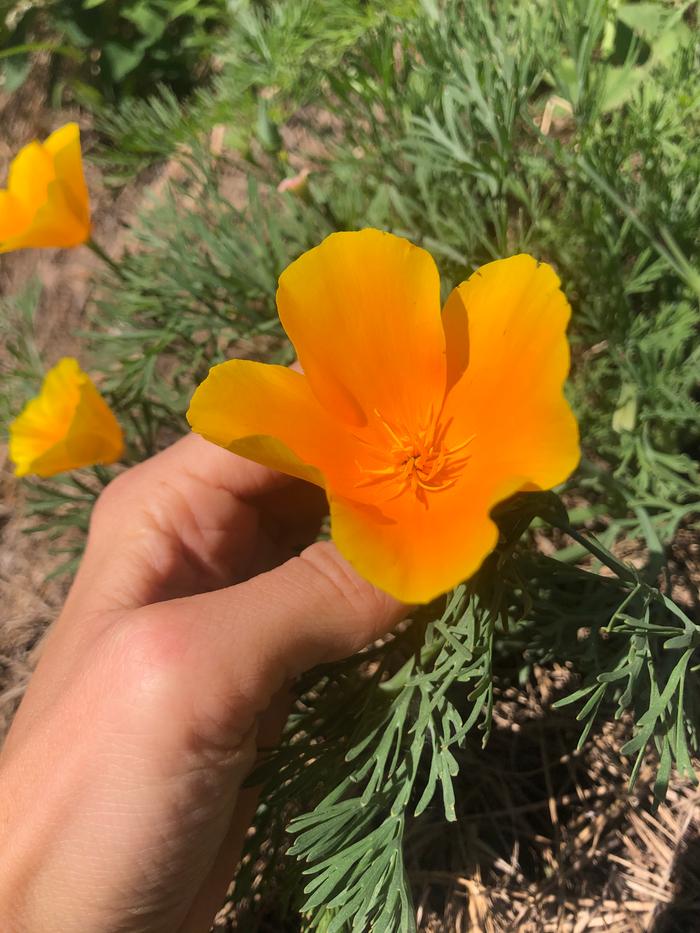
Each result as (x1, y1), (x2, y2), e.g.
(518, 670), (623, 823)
(555, 519), (639, 585)
(86, 238), (123, 279)
(0, 42), (83, 62)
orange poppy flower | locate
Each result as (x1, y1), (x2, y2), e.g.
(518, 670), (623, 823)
(188, 229), (579, 603)
(0, 123), (90, 253)
(9, 358), (123, 478)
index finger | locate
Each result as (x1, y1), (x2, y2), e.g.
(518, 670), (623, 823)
(63, 433), (327, 618)
(127, 433), (301, 501)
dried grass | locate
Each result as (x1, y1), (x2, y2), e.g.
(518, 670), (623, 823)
(407, 666), (700, 933)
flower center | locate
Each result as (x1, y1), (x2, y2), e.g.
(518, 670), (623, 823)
(354, 408), (474, 502)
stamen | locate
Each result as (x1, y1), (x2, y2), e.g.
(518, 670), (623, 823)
(353, 410), (475, 501)
(373, 408), (408, 449)
(447, 433), (476, 454)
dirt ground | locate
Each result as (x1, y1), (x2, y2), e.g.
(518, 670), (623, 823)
(0, 71), (146, 734)
(1, 92), (88, 734)
(1, 79), (700, 933)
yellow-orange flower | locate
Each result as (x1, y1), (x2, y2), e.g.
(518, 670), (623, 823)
(188, 229), (579, 603)
(0, 123), (90, 253)
(9, 358), (123, 478)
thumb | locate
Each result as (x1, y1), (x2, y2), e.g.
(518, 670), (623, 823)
(133, 541), (407, 748)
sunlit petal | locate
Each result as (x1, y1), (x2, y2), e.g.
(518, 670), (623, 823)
(443, 255), (579, 492)
(277, 229), (446, 428)
(330, 467), (522, 604)
(0, 123), (90, 253)
(188, 360), (359, 488)
(9, 358), (123, 478)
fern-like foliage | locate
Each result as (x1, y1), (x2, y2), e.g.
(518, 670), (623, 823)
(3, 1), (699, 929)
(234, 493), (700, 930)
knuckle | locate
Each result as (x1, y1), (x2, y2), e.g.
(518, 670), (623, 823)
(94, 607), (252, 764)
(89, 470), (132, 529)
(101, 605), (190, 705)
(105, 606), (258, 756)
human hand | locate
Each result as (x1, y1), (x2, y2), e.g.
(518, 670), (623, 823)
(0, 435), (405, 932)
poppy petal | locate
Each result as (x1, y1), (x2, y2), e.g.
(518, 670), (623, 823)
(1, 181), (89, 252)
(329, 467), (522, 603)
(443, 254), (579, 492)
(9, 358), (81, 475)
(442, 283), (470, 393)
(0, 123), (90, 253)
(9, 358), (123, 477)
(63, 378), (124, 468)
(187, 360), (357, 488)
(0, 190), (29, 241)
(7, 140), (54, 214)
(43, 123), (90, 231)
(276, 229), (446, 428)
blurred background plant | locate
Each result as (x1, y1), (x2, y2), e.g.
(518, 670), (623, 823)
(1, 0), (229, 102)
(1, 0), (699, 929)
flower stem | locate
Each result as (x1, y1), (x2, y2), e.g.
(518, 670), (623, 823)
(86, 237), (123, 279)
(554, 519), (639, 585)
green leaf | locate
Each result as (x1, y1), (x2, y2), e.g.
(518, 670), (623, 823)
(552, 684), (597, 709)
(439, 752), (457, 822)
(612, 383), (638, 433)
(1, 55), (32, 92)
(121, 5), (168, 44)
(102, 41), (146, 81)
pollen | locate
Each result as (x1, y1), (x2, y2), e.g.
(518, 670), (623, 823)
(354, 408), (475, 502)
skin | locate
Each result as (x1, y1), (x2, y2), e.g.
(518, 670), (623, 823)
(0, 434), (405, 932)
